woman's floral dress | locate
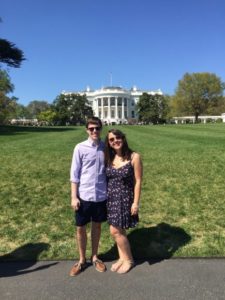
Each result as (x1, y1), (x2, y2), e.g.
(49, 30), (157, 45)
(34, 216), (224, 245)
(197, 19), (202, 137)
(106, 161), (139, 229)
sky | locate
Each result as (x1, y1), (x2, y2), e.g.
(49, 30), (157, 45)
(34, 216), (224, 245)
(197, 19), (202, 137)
(1, 0), (225, 106)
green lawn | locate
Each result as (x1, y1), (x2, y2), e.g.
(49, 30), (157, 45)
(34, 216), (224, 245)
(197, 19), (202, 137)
(0, 124), (225, 260)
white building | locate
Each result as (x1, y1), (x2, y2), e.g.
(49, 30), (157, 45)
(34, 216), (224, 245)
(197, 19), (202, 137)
(173, 113), (225, 124)
(62, 86), (163, 125)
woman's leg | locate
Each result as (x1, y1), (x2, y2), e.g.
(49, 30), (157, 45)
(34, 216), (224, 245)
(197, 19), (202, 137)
(110, 225), (134, 273)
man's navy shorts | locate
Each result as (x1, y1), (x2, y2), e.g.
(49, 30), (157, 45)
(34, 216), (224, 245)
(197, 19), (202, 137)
(75, 198), (107, 226)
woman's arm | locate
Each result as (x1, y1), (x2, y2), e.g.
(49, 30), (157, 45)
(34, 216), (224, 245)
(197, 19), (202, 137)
(131, 152), (143, 215)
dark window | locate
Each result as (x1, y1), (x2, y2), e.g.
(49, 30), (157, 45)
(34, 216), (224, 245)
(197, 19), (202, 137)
(111, 110), (115, 118)
(110, 97), (115, 106)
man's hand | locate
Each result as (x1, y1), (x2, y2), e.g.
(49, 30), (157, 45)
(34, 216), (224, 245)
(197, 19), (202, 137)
(71, 197), (80, 211)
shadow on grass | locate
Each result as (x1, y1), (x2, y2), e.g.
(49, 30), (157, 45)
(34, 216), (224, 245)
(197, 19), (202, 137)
(0, 242), (58, 277)
(0, 125), (77, 135)
(100, 222), (191, 266)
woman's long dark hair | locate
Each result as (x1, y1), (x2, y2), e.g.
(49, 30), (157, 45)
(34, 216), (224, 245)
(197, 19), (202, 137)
(104, 129), (133, 166)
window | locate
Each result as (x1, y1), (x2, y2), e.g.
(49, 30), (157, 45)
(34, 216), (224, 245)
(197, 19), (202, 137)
(103, 97), (108, 106)
(124, 98), (127, 106)
(118, 97), (122, 106)
(98, 98), (101, 106)
(132, 111), (135, 118)
(111, 110), (115, 118)
(110, 97), (115, 106)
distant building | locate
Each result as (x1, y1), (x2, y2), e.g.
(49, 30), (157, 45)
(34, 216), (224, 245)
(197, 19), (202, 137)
(173, 113), (225, 124)
(62, 86), (163, 125)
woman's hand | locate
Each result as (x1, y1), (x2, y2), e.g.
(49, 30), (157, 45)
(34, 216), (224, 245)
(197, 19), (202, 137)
(131, 203), (139, 215)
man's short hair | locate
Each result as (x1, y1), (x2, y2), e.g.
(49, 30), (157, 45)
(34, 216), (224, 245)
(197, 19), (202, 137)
(86, 117), (102, 129)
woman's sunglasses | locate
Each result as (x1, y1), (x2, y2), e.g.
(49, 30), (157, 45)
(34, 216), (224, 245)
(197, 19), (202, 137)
(88, 126), (101, 132)
(108, 136), (122, 143)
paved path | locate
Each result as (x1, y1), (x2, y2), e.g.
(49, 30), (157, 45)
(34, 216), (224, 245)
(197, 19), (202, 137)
(0, 259), (225, 300)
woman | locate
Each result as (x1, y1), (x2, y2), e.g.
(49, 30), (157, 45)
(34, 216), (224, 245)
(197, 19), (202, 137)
(105, 128), (143, 274)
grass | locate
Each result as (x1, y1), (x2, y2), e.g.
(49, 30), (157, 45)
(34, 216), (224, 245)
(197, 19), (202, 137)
(0, 124), (225, 260)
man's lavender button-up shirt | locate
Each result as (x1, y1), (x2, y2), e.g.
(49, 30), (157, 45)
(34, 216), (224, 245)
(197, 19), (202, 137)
(70, 138), (107, 202)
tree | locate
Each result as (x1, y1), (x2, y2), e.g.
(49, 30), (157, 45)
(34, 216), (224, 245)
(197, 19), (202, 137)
(136, 93), (169, 124)
(37, 109), (57, 125)
(0, 38), (25, 68)
(174, 72), (225, 122)
(0, 69), (14, 94)
(13, 103), (30, 119)
(26, 100), (50, 118)
(0, 19), (25, 124)
(0, 92), (17, 124)
(53, 93), (93, 125)
(0, 70), (17, 124)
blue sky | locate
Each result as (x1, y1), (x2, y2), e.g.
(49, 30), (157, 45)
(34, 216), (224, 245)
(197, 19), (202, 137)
(1, 0), (225, 105)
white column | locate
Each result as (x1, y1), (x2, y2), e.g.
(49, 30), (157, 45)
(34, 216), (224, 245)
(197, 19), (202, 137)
(115, 97), (118, 119)
(122, 98), (125, 119)
(108, 97), (111, 119)
(101, 98), (104, 120)
(95, 99), (99, 117)
(127, 98), (129, 118)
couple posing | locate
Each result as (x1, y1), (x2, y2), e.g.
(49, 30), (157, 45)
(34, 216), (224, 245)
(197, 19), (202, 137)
(70, 117), (143, 276)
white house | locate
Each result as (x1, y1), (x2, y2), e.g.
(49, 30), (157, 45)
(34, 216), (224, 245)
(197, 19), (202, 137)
(62, 86), (163, 125)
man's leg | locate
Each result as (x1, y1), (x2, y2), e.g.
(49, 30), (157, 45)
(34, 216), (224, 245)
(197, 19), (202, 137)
(77, 225), (87, 263)
(91, 221), (106, 272)
(69, 225), (87, 276)
(91, 221), (101, 261)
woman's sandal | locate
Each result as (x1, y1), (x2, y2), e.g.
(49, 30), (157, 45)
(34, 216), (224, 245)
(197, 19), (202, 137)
(110, 259), (123, 272)
(116, 260), (134, 274)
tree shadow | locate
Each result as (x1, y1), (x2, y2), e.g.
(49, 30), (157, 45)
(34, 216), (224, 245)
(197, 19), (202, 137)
(100, 222), (191, 266)
(0, 242), (58, 277)
(0, 125), (77, 135)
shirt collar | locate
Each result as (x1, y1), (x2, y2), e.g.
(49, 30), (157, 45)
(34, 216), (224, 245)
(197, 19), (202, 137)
(87, 137), (101, 147)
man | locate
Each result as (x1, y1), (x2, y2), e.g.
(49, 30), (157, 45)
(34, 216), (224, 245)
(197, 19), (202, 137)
(69, 117), (107, 276)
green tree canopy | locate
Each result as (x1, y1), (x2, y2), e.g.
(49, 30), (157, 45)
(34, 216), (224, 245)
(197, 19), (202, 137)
(26, 100), (50, 118)
(37, 109), (57, 125)
(0, 92), (17, 124)
(173, 72), (225, 122)
(0, 38), (25, 68)
(136, 93), (169, 124)
(53, 93), (93, 125)
(0, 69), (14, 94)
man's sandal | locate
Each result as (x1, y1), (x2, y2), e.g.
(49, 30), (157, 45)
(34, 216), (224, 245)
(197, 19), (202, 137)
(69, 261), (87, 276)
(92, 258), (106, 272)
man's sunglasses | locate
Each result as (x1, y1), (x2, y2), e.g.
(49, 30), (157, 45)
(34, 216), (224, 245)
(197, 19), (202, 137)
(88, 126), (101, 132)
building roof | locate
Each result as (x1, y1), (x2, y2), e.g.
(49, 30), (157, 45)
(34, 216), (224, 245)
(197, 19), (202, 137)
(102, 86), (124, 91)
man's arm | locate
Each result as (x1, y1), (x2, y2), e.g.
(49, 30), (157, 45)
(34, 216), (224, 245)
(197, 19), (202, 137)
(71, 182), (80, 211)
(70, 145), (81, 211)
